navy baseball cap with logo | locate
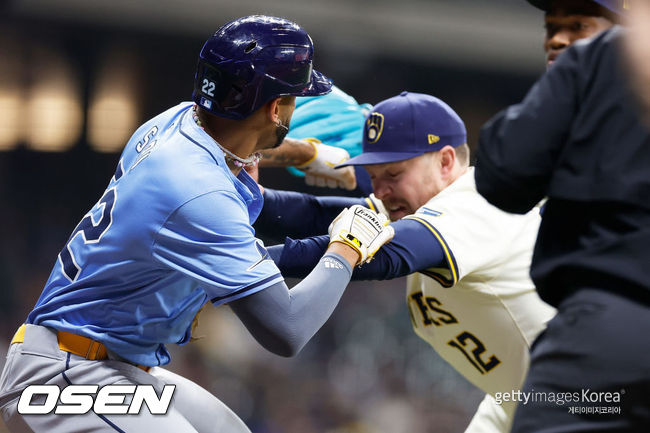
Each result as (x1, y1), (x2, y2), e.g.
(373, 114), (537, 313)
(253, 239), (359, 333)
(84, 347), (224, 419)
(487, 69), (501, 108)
(337, 91), (466, 167)
(526, 0), (629, 16)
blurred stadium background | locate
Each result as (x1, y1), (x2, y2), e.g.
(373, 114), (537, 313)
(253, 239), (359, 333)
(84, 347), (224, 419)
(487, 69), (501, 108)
(0, 1), (546, 432)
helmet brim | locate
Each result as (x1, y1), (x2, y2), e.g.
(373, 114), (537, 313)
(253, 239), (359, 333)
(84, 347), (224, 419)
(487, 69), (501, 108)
(295, 69), (332, 97)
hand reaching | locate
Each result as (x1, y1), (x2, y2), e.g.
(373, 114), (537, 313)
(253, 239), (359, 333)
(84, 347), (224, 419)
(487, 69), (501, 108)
(297, 139), (357, 190)
(328, 205), (394, 265)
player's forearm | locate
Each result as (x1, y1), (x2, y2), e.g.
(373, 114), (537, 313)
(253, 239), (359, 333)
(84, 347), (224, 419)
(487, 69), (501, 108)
(474, 135), (545, 214)
(267, 235), (329, 278)
(258, 138), (316, 167)
(271, 219), (447, 280)
(255, 189), (365, 239)
(229, 252), (352, 357)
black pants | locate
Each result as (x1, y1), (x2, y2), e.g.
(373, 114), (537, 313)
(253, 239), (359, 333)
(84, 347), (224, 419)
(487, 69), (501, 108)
(511, 288), (650, 433)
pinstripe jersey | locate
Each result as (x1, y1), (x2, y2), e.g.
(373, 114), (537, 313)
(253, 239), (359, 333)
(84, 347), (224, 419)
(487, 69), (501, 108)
(27, 102), (283, 367)
(404, 168), (556, 419)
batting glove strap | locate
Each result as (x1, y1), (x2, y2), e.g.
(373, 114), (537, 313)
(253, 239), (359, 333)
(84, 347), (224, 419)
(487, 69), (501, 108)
(328, 205), (394, 265)
(296, 139), (357, 190)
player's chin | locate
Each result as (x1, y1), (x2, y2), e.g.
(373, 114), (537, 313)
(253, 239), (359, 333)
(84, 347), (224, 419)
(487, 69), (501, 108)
(389, 207), (410, 221)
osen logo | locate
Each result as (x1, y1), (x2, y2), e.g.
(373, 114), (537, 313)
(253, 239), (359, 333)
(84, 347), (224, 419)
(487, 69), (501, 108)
(365, 112), (384, 144)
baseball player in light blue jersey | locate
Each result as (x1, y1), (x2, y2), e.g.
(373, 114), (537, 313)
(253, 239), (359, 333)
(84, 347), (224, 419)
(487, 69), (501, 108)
(0, 16), (393, 433)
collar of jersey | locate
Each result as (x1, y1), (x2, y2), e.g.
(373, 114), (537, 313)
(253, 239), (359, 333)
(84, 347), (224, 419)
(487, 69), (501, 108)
(437, 166), (475, 200)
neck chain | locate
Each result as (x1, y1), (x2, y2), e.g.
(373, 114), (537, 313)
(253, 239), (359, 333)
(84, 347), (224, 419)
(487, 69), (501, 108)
(192, 105), (262, 168)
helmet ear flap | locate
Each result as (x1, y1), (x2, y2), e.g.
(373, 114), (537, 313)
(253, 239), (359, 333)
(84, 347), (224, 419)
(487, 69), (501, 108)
(192, 61), (256, 116)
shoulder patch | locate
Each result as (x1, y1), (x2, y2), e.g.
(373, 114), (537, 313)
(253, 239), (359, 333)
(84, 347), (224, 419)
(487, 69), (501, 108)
(419, 207), (443, 217)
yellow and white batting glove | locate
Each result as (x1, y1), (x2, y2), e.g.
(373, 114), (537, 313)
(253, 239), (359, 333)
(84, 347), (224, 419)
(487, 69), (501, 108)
(364, 193), (390, 220)
(296, 138), (357, 190)
(328, 205), (394, 266)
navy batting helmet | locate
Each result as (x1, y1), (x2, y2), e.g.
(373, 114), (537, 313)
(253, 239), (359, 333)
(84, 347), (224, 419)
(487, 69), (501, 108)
(193, 15), (332, 120)
(526, 0), (629, 16)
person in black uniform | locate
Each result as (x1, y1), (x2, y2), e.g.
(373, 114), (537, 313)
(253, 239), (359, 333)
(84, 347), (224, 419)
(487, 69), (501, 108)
(474, 22), (650, 433)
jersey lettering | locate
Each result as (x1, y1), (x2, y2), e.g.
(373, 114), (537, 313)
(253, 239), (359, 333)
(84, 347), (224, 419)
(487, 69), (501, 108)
(59, 187), (118, 282)
(58, 159), (125, 281)
(131, 126), (159, 170)
(426, 296), (458, 325)
(447, 331), (501, 375)
(408, 293), (457, 327)
(113, 159), (124, 181)
(408, 292), (501, 374)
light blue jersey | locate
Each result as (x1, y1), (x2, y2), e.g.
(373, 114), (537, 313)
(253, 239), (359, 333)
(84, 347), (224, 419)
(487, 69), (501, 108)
(27, 102), (283, 366)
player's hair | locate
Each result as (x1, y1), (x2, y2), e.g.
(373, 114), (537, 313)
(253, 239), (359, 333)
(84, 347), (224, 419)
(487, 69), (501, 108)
(455, 143), (471, 167)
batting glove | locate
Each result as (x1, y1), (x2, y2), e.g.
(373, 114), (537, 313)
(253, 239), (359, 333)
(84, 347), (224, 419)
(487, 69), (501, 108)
(365, 193), (390, 220)
(296, 138), (357, 190)
(328, 205), (394, 266)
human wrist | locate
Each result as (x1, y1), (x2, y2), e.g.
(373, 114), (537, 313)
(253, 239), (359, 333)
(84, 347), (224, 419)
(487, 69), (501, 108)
(326, 242), (361, 267)
(293, 138), (319, 168)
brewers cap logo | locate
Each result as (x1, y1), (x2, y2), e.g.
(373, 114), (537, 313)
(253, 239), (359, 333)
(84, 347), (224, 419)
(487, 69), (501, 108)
(365, 112), (384, 144)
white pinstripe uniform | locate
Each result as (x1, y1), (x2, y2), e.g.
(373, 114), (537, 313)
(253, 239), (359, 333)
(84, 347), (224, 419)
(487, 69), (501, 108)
(404, 168), (556, 432)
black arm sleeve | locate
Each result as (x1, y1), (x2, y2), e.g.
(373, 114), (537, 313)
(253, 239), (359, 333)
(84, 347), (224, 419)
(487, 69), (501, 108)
(229, 252), (352, 357)
(475, 44), (579, 213)
(269, 218), (447, 280)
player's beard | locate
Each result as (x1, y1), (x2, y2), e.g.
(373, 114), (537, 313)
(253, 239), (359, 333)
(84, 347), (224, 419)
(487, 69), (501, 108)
(273, 119), (290, 148)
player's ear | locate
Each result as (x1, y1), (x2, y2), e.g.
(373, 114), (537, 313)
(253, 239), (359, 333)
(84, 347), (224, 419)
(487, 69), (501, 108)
(438, 145), (456, 175)
(265, 97), (282, 124)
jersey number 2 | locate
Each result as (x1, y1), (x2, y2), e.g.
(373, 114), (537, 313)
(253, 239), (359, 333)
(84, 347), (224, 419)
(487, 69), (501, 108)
(58, 165), (123, 281)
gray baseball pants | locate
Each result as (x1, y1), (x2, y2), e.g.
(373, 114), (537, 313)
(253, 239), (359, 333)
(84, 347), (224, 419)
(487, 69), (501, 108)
(0, 324), (251, 433)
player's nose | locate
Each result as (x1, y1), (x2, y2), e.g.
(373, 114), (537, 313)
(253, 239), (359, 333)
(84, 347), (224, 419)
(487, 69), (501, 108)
(372, 181), (391, 201)
(546, 29), (571, 52)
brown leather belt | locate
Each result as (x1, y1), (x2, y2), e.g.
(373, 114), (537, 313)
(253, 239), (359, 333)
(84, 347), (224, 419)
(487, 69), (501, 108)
(11, 324), (150, 372)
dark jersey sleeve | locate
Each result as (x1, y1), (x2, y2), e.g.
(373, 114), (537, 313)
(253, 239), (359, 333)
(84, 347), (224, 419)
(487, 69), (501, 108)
(477, 28), (648, 213)
(474, 40), (579, 213)
(268, 218), (447, 280)
(255, 188), (368, 240)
